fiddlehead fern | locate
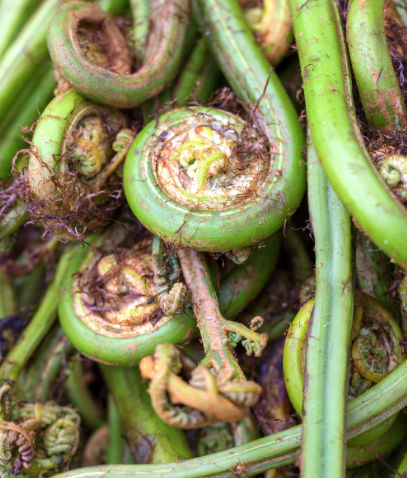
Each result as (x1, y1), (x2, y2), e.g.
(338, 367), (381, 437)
(47, 0), (189, 108)
(0, 421), (35, 474)
(0, 399), (80, 476)
(283, 292), (405, 445)
(140, 343), (258, 428)
(59, 226), (196, 365)
(43, 418), (80, 463)
(125, 0), (305, 251)
(24, 89), (132, 239)
(379, 154), (407, 203)
(124, 107), (295, 251)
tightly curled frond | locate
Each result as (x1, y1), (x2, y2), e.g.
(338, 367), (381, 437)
(0, 421), (35, 473)
(43, 417), (80, 462)
(23, 90), (133, 240)
(379, 155), (407, 203)
(140, 343), (257, 429)
(124, 106), (297, 252)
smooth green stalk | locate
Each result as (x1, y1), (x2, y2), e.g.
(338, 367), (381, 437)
(17, 324), (64, 401)
(302, 137), (353, 477)
(48, 0), (189, 108)
(0, 246), (77, 384)
(106, 396), (124, 464)
(131, 0), (150, 62)
(0, 0), (42, 60)
(100, 365), (192, 463)
(55, 356), (407, 477)
(392, 441), (407, 476)
(173, 39), (221, 106)
(347, 0), (407, 132)
(289, 0), (407, 268)
(0, 62), (55, 179)
(0, 269), (16, 318)
(0, 0), (63, 125)
(65, 360), (105, 430)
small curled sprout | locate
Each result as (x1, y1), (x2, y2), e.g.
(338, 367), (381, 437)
(0, 401), (80, 476)
(25, 90), (133, 239)
(0, 422), (35, 474)
(43, 417), (80, 463)
(140, 343), (260, 429)
(379, 155), (407, 202)
(350, 293), (405, 393)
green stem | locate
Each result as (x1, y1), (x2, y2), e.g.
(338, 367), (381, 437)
(173, 39), (220, 106)
(15, 263), (46, 315)
(65, 360), (105, 430)
(0, 0), (63, 125)
(0, 62), (55, 179)
(346, 418), (407, 468)
(302, 137), (353, 477)
(0, 0), (42, 60)
(106, 396), (124, 464)
(347, 0), (407, 132)
(53, 356), (407, 477)
(34, 328), (72, 401)
(289, 0), (407, 268)
(100, 365), (192, 463)
(0, 246), (77, 384)
(17, 323), (62, 401)
(0, 200), (27, 243)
